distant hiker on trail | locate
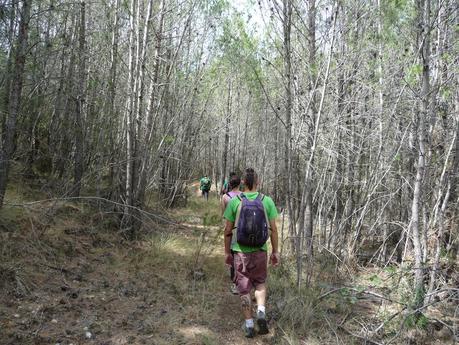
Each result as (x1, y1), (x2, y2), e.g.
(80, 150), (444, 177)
(223, 168), (279, 338)
(220, 172), (241, 214)
(200, 175), (212, 200)
(220, 171), (237, 200)
(220, 177), (228, 195)
(220, 172), (242, 295)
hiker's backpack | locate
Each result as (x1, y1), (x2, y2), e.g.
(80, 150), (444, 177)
(225, 191), (240, 200)
(202, 178), (211, 191)
(234, 193), (269, 247)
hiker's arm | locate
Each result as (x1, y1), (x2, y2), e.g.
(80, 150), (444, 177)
(270, 219), (279, 253)
(269, 219), (280, 266)
(220, 196), (226, 216)
(224, 220), (233, 266)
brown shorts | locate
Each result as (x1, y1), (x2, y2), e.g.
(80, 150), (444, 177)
(233, 251), (267, 295)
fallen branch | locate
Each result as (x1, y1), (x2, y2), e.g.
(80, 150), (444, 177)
(337, 324), (384, 345)
(6, 196), (180, 226)
(430, 318), (457, 341)
(324, 314), (343, 344)
(318, 286), (405, 306)
(41, 263), (72, 274)
(386, 296), (455, 345)
(370, 306), (407, 335)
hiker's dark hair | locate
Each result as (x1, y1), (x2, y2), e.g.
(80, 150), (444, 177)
(229, 174), (241, 190)
(243, 168), (257, 190)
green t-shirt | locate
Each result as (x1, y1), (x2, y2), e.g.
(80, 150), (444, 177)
(223, 192), (278, 253)
(200, 177), (211, 191)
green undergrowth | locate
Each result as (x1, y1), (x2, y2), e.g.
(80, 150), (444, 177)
(264, 250), (449, 344)
(125, 216), (227, 343)
(172, 192), (223, 227)
(0, 180), (229, 344)
(0, 206), (25, 232)
(268, 256), (348, 344)
(270, 267), (319, 329)
(3, 178), (453, 344)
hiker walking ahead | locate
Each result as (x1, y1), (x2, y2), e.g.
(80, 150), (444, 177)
(223, 168), (279, 338)
(220, 177), (229, 195)
(221, 173), (242, 295)
(220, 172), (240, 214)
(199, 175), (211, 200)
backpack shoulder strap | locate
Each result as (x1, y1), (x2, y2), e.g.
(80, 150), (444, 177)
(257, 193), (270, 230)
(233, 195), (243, 229)
(257, 193), (265, 200)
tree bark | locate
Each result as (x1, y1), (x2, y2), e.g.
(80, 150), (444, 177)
(221, 79), (231, 189)
(136, 0), (166, 207)
(297, 1), (337, 287)
(72, 1), (86, 197)
(282, 0), (294, 253)
(122, 0), (139, 238)
(410, 0), (431, 313)
(106, 0), (121, 195)
(0, 0), (32, 207)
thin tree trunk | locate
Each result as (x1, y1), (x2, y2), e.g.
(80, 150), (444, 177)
(72, 1), (86, 197)
(25, 0), (53, 178)
(1, 2), (16, 132)
(0, 0), (32, 207)
(221, 79), (231, 190)
(297, 1), (337, 288)
(273, 115), (279, 204)
(136, 0), (166, 206)
(410, 0), (431, 313)
(332, 39), (346, 252)
(122, 0), (138, 237)
(106, 0), (121, 195)
(282, 0), (294, 253)
(426, 128), (456, 303)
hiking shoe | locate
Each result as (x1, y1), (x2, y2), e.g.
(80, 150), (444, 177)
(242, 323), (255, 338)
(230, 283), (239, 295)
(256, 311), (269, 335)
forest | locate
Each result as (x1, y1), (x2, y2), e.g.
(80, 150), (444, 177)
(0, 0), (458, 344)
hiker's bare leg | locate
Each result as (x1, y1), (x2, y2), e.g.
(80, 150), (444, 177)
(240, 294), (252, 319)
(254, 284), (266, 306)
(254, 283), (269, 334)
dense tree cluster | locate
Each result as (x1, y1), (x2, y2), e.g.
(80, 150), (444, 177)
(0, 0), (458, 328)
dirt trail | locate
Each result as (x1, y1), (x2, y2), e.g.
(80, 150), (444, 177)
(210, 243), (276, 345)
(180, 199), (277, 344)
(0, 193), (277, 345)
(215, 292), (276, 345)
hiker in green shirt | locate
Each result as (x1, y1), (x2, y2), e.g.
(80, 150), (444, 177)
(223, 168), (280, 338)
(220, 177), (229, 195)
(221, 173), (242, 295)
(199, 175), (211, 200)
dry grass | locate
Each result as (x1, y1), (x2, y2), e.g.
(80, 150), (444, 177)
(1, 179), (457, 345)
(0, 184), (239, 345)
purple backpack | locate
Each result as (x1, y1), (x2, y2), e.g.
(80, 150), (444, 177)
(234, 193), (269, 247)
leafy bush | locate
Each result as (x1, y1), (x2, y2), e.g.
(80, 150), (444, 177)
(404, 313), (428, 330)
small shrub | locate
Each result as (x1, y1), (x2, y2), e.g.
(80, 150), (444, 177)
(34, 154), (53, 175)
(369, 274), (383, 286)
(0, 207), (24, 232)
(202, 212), (220, 226)
(269, 268), (321, 335)
(404, 313), (428, 330)
(201, 334), (218, 345)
